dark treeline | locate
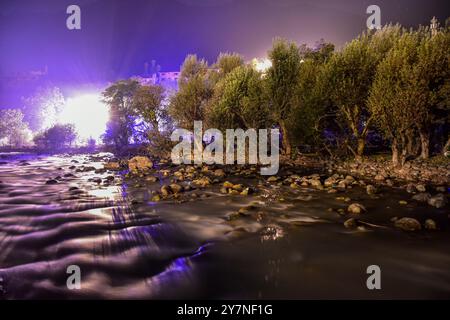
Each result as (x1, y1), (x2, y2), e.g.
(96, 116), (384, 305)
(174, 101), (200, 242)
(102, 19), (449, 167)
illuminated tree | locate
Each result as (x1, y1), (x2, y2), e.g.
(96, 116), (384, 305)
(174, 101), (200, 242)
(266, 38), (302, 156)
(168, 55), (212, 129)
(21, 86), (65, 131)
(0, 109), (33, 147)
(206, 65), (270, 130)
(102, 79), (140, 149)
(322, 25), (403, 158)
(369, 24), (450, 165)
(33, 123), (77, 150)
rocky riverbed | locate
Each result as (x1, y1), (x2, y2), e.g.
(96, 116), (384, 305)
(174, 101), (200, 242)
(0, 152), (449, 299)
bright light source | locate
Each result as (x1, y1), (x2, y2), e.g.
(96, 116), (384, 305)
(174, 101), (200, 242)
(58, 94), (109, 144)
(252, 58), (272, 72)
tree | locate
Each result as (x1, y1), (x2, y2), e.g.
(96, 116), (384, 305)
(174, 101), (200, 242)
(368, 31), (422, 166)
(413, 24), (450, 158)
(168, 55), (212, 129)
(33, 124), (77, 150)
(288, 40), (334, 151)
(369, 23), (450, 166)
(206, 65), (270, 130)
(208, 52), (244, 85)
(21, 86), (65, 131)
(102, 79), (141, 150)
(0, 109), (33, 147)
(132, 84), (165, 137)
(266, 38), (302, 156)
(323, 25), (402, 158)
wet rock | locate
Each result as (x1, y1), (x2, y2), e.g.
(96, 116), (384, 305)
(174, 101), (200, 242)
(232, 184), (243, 192)
(64, 173), (75, 178)
(435, 186), (446, 193)
(220, 187), (228, 194)
(160, 185), (172, 197)
(327, 188), (338, 193)
(290, 182), (300, 189)
(83, 166), (96, 172)
(151, 194), (161, 202)
(374, 174), (386, 181)
(424, 219), (437, 230)
(169, 183), (183, 194)
(366, 185), (378, 195)
(324, 176), (337, 187)
(427, 193), (447, 208)
(193, 177), (211, 188)
(223, 181), (234, 188)
(240, 187), (252, 196)
(45, 179), (58, 185)
(347, 203), (366, 214)
(128, 156), (153, 173)
(344, 218), (357, 229)
(398, 200), (408, 205)
(238, 205), (257, 216)
(267, 176), (278, 182)
(337, 180), (347, 189)
(92, 178), (102, 184)
(213, 169), (225, 177)
(385, 179), (394, 187)
(310, 179), (323, 189)
(394, 217), (421, 231)
(68, 186), (79, 191)
(412, 192), (431, 202)
(416, 184), (427, 192)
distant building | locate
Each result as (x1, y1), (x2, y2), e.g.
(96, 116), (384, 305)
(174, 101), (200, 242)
(133, 61), (180, 91)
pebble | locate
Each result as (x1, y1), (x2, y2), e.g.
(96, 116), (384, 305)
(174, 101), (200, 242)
(424, 219), (437, 230)
(347, 203), (366, 214)
(394, 217), (421, 231)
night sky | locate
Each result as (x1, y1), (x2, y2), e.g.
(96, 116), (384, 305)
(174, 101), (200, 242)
(0, 0), (448, 105)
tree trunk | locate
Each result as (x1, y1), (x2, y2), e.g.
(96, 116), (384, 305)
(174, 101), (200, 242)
(356, 137), (365, 159)
(443, 136), (450, 155)
(419, 130), (430, 159)
(392, 139), (400, 167)
(279, 120), (291, 157)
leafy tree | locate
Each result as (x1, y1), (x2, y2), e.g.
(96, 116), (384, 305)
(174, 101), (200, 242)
(266, 38), (302, 156)
(323, 25), (402, 158)
(413, 25), (450, 158)
(132, 84), (165, 136)
(288, 40), (334, 151)
(208, 52), (244, 85)
(168, 55), (212, 129)
(33, 123), (77, 150)
(102, 79), (141, 149)
(206, 65), (270, 130)
(21, 86), (65, 131)
(370, 23), (449, 164)
(0, 109), (33, 147)
(368, 31), (423, 166)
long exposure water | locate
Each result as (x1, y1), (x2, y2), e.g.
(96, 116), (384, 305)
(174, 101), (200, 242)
(0, 153), (449, 299)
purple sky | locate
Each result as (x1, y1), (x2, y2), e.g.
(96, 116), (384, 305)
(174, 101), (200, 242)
(0, 0), (448, 106)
